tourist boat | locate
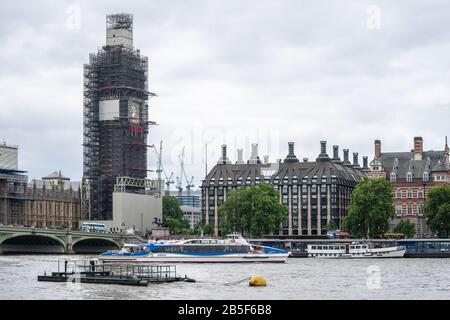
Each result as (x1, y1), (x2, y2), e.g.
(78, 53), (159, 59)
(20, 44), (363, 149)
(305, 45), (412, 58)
(99, 234), (290, 263)
(306, 242), (406, 258)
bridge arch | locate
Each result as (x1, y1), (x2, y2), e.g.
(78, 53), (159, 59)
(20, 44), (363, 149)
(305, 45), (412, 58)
(72, 237), (121, 254)
(0, 233), (66, 254)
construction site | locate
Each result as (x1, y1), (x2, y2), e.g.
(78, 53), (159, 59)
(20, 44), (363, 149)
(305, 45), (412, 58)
(0, 142), (81, 229)
(0, 143), (30, 225)
(81, 14), (161, 230)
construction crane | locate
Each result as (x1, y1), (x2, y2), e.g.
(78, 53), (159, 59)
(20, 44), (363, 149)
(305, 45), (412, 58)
(176, 147), (185, 197)
(153, 140), (174, 196)
(177, 146), (195, 197)
(175, 175), (183, 197)
(164, 172), (174, 196)
(185, 176), (194, 197)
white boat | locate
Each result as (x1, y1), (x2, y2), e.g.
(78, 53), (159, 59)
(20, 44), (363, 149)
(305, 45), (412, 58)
(99, 234), (290, 263)
(306, 242), (406, 258)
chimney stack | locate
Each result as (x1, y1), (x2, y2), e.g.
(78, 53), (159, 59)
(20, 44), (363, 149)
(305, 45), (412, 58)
(414, 137), (423, 160)
(217, 144), (231, 164)
(332, 145), (341, 162)
(353, 152), (359, 167)
(236, 148), (244, 164)
(321, 141), (326, 154)
(343, 149), (351, 165)
(317, 141), (330, 162)
(374, 140), (381, 159)
(363, 156), (368, 170)
(284, 142), (299, 163)
(248, 143), (260, 164)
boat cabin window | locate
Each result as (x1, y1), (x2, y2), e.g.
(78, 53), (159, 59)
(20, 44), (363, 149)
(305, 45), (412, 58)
(311, 246), (316, 250)
(350, 246), (355, 249)
(153, 244), (249, 254)
(317, 246), (322, 250)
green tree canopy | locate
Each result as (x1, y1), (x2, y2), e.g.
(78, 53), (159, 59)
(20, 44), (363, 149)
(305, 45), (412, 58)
(425, 185), (450, 238)
(165, 216), (190, 235)
(202, 223), (215, 236)
(325, 221), (337, 231)
(218, 183), (287, 237)
(342, 177), (395, 238)
(162, 196), (189, 235)
(393, 220), (416, 238)
(162, 196), (183, 221)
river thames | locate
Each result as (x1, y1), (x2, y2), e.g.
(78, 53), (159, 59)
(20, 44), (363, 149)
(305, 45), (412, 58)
(0, 255), (448, 300)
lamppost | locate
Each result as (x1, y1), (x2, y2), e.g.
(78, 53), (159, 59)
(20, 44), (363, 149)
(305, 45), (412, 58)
(140, 213), (144, 235)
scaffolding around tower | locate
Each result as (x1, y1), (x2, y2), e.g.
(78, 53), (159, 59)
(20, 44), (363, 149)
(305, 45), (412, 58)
(82, 14), (157, 222)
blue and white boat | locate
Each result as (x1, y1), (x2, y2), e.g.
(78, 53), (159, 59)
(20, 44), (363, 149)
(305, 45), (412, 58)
(99, 234), (290, 263)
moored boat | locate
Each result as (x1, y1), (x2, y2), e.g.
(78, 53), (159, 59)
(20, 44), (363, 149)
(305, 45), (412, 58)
(99, 234), (290, 263)
(306, 241), (406, 258)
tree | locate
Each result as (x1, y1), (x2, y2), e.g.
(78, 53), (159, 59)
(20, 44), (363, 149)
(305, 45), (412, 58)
(218, 189), (241, 235)
(219, 183), (287, 237)
(162, 196), (189, 235)
(162, 196), (183, 221)
(342, 177), (395, 238)
(202, 223), (215, 236)
(165, 216), (189, 235)
(425, 185), (450, 238)
(325, 221), (337, 231)
(393, 220), (416, 238)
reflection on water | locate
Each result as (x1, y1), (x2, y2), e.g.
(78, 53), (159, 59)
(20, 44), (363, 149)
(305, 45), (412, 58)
(0, 255), (448, 300)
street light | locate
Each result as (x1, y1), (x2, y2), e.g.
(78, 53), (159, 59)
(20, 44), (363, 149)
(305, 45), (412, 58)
(140, 213), (144, 235)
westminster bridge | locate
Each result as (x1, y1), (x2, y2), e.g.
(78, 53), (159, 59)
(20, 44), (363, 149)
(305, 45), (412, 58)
(0, 226), (142, 254)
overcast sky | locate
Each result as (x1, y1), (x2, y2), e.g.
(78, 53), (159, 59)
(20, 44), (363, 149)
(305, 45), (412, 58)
(1, 0), (449, 189)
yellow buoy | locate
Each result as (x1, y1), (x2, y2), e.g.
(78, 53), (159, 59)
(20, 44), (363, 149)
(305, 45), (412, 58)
(249, 275), (267, 287)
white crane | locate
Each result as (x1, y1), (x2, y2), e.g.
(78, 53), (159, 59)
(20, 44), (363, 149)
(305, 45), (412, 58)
(153, 140), (174, 196)
(185, 176), (195, 196)
(164, 172), (175, 196)
(175, 175), (183, 197)
(177, 146), (195, 197)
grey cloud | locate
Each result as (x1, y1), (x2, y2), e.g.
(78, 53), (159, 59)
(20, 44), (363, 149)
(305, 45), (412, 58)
(0, 0), (449, 186)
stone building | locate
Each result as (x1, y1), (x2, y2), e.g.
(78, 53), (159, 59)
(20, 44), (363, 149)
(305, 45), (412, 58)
(24, 172), (82, 230)
(201, 141), (367, 236)
(368, 136), (450, 237)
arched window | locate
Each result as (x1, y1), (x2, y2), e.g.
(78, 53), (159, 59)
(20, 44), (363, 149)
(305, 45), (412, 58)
(407, 172), (413, 182)
(390, 172), (396, 182)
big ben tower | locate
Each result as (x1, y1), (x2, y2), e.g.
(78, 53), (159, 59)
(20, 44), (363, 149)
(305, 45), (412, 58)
(82, 14), (155, 221)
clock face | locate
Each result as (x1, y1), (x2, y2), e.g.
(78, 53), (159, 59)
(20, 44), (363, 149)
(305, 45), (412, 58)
(128, 104), (138, 119)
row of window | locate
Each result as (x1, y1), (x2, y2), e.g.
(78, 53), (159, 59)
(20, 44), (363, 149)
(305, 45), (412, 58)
(154, 245), (249, 254)
(395, 203), (424, 216)
(390, 172), (448, 182)
(394, 189), (424, 199)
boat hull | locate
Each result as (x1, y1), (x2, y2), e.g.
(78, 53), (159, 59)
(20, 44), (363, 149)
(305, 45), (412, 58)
(99, 253), (290, 263)
(308, 249), (406, 259)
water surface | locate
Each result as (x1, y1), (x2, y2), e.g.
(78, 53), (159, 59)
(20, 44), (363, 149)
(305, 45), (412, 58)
(0, 255), (448, 300)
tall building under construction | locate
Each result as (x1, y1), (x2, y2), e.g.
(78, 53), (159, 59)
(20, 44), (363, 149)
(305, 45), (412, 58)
(82, 14), (156, 221)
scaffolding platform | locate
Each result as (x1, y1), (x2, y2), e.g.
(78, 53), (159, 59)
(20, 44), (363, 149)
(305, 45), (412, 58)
(37, 259), (195, 286)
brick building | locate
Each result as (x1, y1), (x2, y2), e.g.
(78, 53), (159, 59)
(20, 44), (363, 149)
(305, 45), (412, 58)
(368, 136), (450, 237)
